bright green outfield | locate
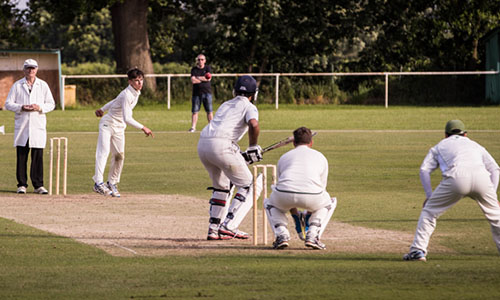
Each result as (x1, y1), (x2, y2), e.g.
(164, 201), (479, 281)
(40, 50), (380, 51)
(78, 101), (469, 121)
(1, 105), (500, 299)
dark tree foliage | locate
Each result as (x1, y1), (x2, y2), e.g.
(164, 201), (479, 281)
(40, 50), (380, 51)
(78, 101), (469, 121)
(180, 0), (368, 73)
(4, 0), (500, 103)
(0, 0), (30, 48)
(28, 0), (155, 88)
(354, 0), (500, 72)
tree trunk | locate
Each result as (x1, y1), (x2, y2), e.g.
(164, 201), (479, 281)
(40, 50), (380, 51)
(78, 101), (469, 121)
(111, 0), (156, 90)
(470, 38), (479, 70)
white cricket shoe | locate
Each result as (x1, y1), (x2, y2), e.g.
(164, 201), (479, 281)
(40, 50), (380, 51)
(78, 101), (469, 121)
(107, 182), (121, 197)
(93, 182), (112, 196)
(218, 224), (250, 239)
(17, 186), (27, 194)
(403, 250), (427, 262)
(273, 235), (290, 250)
(305, 233), (326, 250)
(207, 228), (232, 240)
(34, 186), (48, 194)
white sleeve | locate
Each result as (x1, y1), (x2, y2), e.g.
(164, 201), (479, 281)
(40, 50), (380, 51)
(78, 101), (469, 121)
(491, 169), (500, 192)
(420, 149), (438, 198)
(122, 97), (144, 130)
(482, 148), (500, 191)
(40, 82), (55, 113)
(321, 154), (329, 189)
(245, 105), (258, 123)
(419, 169), (433, 199)
(420, 148), (439, 172)
(100, 98), (116, 112)
(4, 83), (23, 113)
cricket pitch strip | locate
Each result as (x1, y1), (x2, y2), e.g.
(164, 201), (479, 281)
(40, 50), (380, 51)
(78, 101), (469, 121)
(0, 194), (451, 256)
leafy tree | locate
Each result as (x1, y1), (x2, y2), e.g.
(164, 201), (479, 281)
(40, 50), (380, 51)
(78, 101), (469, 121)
(429, 0), (500, 70)
(29, 0), (156, 89)
(354, 0), (500, 72)
(0, 0), (29, 48)
(65, 8), (114, 64)
(148, 0), (187, 63)
(181, 0), (371, 73)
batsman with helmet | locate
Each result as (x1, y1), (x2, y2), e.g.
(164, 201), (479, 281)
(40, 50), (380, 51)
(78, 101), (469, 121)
(197, 75), (264, 240)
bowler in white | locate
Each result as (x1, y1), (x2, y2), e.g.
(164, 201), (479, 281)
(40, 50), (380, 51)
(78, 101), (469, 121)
(92, 68), (154, 197)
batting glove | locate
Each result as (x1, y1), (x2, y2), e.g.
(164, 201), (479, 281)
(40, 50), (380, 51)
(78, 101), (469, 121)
(247, 145), (263, 164)
(242, 145), (263, 164)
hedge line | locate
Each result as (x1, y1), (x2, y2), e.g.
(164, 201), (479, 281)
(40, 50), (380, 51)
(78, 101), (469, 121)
(62, 62), (489, 107)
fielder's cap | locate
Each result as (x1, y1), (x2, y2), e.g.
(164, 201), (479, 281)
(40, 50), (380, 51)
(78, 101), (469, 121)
(23, 59), (38, 69)
(234, 75), (257, 94)
(445, 119), (467, 135)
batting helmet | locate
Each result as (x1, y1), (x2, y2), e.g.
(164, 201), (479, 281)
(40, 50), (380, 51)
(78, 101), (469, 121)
(234, 75), (258, 94)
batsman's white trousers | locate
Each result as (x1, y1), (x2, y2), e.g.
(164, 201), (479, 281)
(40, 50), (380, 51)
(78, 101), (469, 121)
(198, 138), (252, 190)
(410, 172), (500, 254)
(198, 137), (259, 230)
(93, 122), (125, 184)
(265, 188), (334, 239)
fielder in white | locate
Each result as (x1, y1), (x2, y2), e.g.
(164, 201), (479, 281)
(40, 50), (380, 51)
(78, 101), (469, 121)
(265, 127), (337, 250)
(92, 68), (154, 197)
(198, 75), (264, 240)
(404, 120), (500, 261)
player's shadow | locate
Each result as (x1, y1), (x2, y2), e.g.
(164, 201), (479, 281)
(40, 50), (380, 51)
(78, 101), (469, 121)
(0, 190), (21, 194)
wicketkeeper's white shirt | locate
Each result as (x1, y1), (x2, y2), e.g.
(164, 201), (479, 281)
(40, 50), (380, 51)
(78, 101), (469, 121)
(276, 145), (329, 194)
(99, 85), (143, 130)
(200, 96), (258, 143)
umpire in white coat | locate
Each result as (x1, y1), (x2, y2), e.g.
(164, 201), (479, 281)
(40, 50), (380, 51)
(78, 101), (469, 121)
(4, 59), (55, 194)
(264, 127), (337, 250)
(404, 120), (500, 261)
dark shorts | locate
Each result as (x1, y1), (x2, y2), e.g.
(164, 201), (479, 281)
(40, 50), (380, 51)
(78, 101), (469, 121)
(192, 93), (213, 113)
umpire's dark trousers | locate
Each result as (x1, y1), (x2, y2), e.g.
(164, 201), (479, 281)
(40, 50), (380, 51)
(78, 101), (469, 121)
(16, 141), (44, 189)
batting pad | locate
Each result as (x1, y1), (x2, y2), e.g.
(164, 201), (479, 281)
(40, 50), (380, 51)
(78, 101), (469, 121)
(264, 197), (290, 238)
(311, 197), (338, 239)
(220, 185), (235, 224)
(208, 190), (230, 222)
(224, 173), (263, 231)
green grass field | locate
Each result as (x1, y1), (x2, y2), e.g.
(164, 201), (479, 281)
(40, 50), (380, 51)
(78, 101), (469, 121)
(1, 105), (500, 299)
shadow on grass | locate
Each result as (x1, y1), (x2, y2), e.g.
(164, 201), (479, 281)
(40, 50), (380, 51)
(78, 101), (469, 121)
(0, 190), (20, 194)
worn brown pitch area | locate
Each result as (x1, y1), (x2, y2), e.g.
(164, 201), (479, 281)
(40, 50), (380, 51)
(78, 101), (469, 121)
(0, 193), (451, 256)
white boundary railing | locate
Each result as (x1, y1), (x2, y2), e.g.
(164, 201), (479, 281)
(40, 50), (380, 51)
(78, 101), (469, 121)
(61, 70), (499, 110)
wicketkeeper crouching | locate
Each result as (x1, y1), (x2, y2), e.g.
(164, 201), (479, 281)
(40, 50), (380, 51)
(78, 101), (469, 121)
(264, 127), (337, 250)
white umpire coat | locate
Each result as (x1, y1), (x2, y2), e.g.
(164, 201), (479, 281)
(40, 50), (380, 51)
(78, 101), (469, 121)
(4, 77), (55, 148)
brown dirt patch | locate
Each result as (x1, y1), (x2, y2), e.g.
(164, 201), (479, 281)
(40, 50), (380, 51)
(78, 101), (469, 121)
(0, 193), (451, 256)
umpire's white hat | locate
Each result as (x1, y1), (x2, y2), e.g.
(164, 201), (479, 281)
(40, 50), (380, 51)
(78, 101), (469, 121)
(23, 59), (38, 69)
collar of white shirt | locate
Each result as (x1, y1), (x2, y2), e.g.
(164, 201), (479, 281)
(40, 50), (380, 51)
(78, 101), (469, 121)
(127, 84), (141, 96)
